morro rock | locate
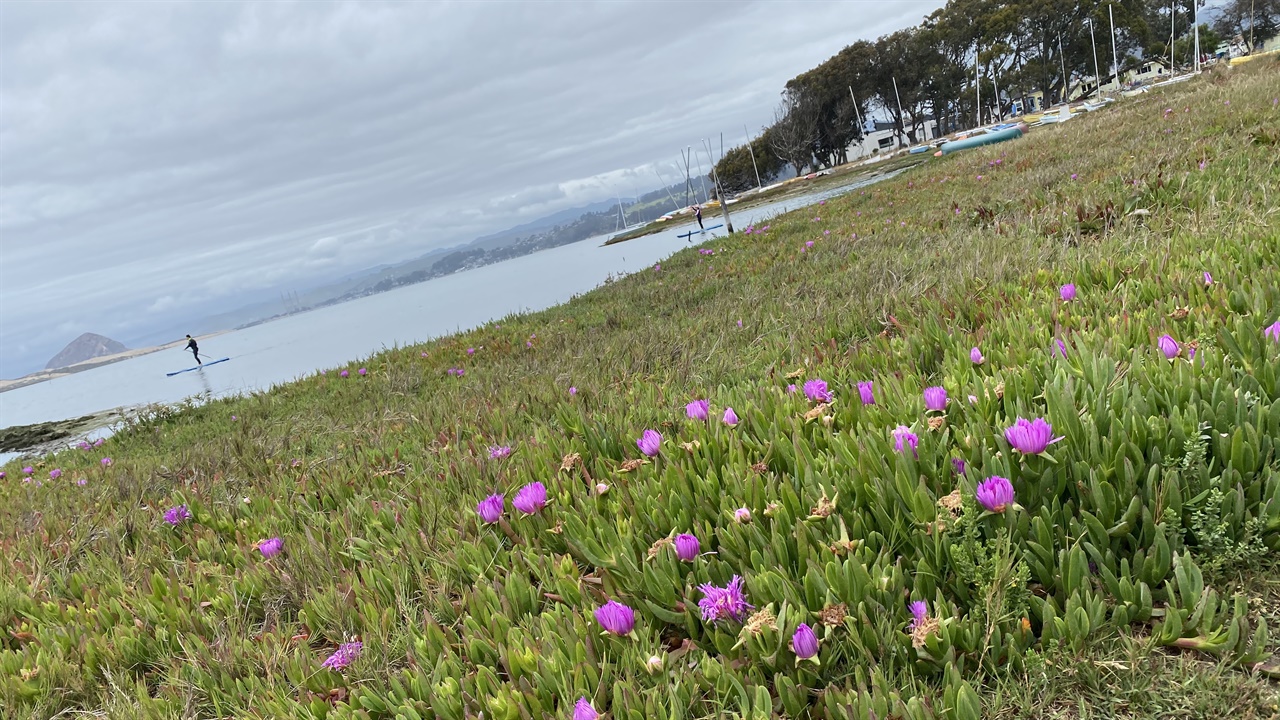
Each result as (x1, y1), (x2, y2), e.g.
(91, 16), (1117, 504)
(45, 333), (128, 370)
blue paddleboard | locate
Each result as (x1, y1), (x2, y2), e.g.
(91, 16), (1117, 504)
(678, 223), (723, 239)
(167, 357), (230, 377)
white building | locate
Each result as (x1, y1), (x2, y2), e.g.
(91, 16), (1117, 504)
(848, 118), (940, 158)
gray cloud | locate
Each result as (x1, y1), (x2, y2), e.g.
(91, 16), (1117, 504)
(0, 0), (943, 377)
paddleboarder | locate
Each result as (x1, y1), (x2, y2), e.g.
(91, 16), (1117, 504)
(694, 205), (704, 231)
(185, 335), (202, 366)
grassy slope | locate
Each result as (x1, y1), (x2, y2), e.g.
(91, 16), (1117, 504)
(2, 63), (1279, 720)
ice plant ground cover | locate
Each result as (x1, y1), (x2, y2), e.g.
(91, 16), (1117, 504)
(2, 65), (1280, 719)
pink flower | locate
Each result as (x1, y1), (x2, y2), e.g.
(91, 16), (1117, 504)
(723, 407), (739, 426)
(892, 426), (918, 456)
(1060, 284), (1077, 302)
(569, 386), (577, 395)
(339, 370), (349, 378)
(637, 430), (662, 457)
(803, 379), (832, 403)
(923, 386), (947, 412)
(673, 533), (700, 561)
(1265, 320), (1280, 342)
(976, 476), (1015, 512)
(321, 642), (362, 671)
(1004, 417), (1064, 455)
(686, 400), (710, 421)
(970, 347), (984, 365)
(357, 368), (367, 376)
(594, 600), (636, 635)
(101, 457), (113, 467)
(476, 493), (504, 523)
(258, 537), (284, 558)
(513, 482), (547, 515)
(1157, 334), (1180, 359)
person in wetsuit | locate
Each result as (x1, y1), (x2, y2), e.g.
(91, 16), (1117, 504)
(185, 335), (202, 365)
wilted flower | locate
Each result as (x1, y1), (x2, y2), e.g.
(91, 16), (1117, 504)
(792, 623), (819, 659)
(908, 600), (928, 630)
(258, 537), (284, 558)
(697, 575), (752, 623)
(358, 368), (367, 376)
(970, 347), (985, 365)
(594, 600), (636, 635)
(637, 429), (662, 457)
(49, 469), (62, 480)
(489, 445), (512, 460)
(686, 399), (710, 420)
(163, 505), (192, 525)
(857, 381), (875, 405)
(477, 493), (504, 523)
(803, 379), (832, 403)
(101, 457), (113, 467)
(339, 370), (349, 378)
(573, 697), (599, 720)
(1060, 283), (1076, 301)
(513, 482), (547, 514)
(1266, 320), (1280, 342)
(976, 476), (1015, 512)
(1004, 417), (1063, 455)
(892, 425), (919, 455)
(673, 533), (700, 561)
(1203, 272), (1213, 286)
(733, 507), (752, 523)
(723, 407), (739, 426)
(923, 386), (947, 411)
(321, 641), (362, 671)
(1157, 334), (1180, 359)
(594, 482), (610, 495)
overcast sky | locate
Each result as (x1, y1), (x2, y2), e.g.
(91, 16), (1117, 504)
(0, 0), (943, 378)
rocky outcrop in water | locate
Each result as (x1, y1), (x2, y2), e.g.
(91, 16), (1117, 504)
(45, 333), (128, 370)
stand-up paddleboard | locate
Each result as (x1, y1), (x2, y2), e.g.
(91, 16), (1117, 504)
(167, 357), (230, 377)
(678, 223), (723, 239)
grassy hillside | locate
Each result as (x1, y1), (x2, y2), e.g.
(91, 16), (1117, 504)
(2, 62), (1279, 720)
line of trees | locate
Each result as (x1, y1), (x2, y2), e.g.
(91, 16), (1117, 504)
(714, 0), (1275, 187)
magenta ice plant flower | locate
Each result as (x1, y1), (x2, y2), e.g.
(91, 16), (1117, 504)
(569, 386), (578, 396)
(339, 370), (349, 378)
(686, 399), (710, 420)
(952, 457), (967, 476)
(637, 429), (662, 457)
(1060, 283), (1076, 301)
(970, 347), (985, 365)
(1266, 320), (1280, 342)
(697, 575), (752, 624)
(976, 476), (1015, 513)
(923, 386), (947, 411)
(573, 697), (599, 720)
(857, 381), (875, 405)
(22, 466), (32, 475)
(163, 505), (192, 525)
(258, 537), (284, 558)
(49, 469), (62, 480)
(321, 641), (362, 671)
(673, 533), (700, 561)
(793, 623), (819, 660)
(0, 472), (5, 480)
(786, 383), (796, 394)
(1053, 338), (1068, 358)
(908, 600), (928, 630)
(722, 407), (739, 426)
(512, 482), (547, 515)
(467, 347), (475, 355)
(1157, 334), (1180, 359)
(1004, 417), (1064, 455)
(803, 379), (832, 403)
(892, 425), (919, 456)
(489, 445), (512, 460)
(594, 600), (636, 635)
(1203, 272), (1213, 286)
(733, 507), (752, 523)
(358, 368), (367, 376)
(101, 457), (113, 467)
(477, 493), (504, 523)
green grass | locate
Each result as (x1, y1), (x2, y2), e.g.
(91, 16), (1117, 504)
(2, 61), (1279, 720)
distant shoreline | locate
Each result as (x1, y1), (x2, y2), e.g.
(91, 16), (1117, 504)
(0, 331), (226, 394)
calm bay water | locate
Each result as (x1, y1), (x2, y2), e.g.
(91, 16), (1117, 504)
(0, 172), (897, 447)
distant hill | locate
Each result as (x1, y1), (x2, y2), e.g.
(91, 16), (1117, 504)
(46, 333), (128, 370)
